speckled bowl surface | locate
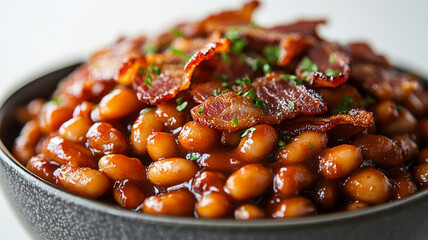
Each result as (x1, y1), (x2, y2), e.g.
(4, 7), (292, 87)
(0, 64), (427, 240)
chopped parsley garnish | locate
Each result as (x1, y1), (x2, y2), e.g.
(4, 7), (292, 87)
(325, 68), (340, 77)
(278, 140), (286, 149)
(142, 42), (156, 54)
(169, 46), (192, 62)
(186, 152), (201, 161)
(360, 95), (376, 105)
(221, 82), (228, 87)
(141, 108), (153, 114)
(238, 88), (268, 109)
(198, 106), (204, 115)
(280, 74), (304, 85)
(147, 66), (161, 75)
(176, 100), (188, 112)
(263, 45), (281, 63)
(50, 97), (61, 105)
(332, 95), (353, 114)
(144, 74), (152, 87)
(288, 101), (295, 110)
(263, 63), (272, 74)
(215, 72), (229, 82)
(212, 88), (221, 96)
(176, 97), (183, 105)
(308, 142), (313, 151)
(248, 58), (272, 74)
(171, 27), (184, 38)
(241, 127), (256, 137)
(241, 88), (255, 99)
(329, 55), (335, 64)
(231, 116), (239, 127)
(232, 77), (251, 86)
(253, 99), (268, 109)
(300, 57), (318, 76)
(225, 30), (248, 55)
(221, 53), (230, 63)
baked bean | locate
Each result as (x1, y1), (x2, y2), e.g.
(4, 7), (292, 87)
(234, 204), (266, 220)
(147, 158), (198, 187)
(276, 131), (327, 165)
(392, 135), (418, 163)
(43, 136), (97, 168)
(353, 134), (403, 169)
(147, 132), (181, 161)
(72, 101), (95, 119)
(38, 101), (73, 133)
(225, 164), (272, 201)
(381, 109), (417, 136)
(13, 120), (42, 164)
(312, 179), (339, 210)
(99, 154), (146, 183)
(19, 98), (45, 122)
(273, 164), (316, 198)
(53, 165), (110, 199)
(344, 167), (392, 204)
(372, 100), (399, 126)
(191, 171), (226, 195)
(196, 192), (231, 218)
(221, 131), (241, 148)
(412, 163), (428, 188)
(417, 148), (428, 163)
(318, 145), (362, 179)
(178, 121), (220, 152)
(142, 190), (195, 216)
(234, 124), (278, 163)
(86, 122), (128, 156)
(26, 154), (60, 182)
(345, 202), (370, 211)
(402, 92), (426, 117)
(155, 101), (189, 129)
(270, 197), (317, 218)
(96, 88), (140, 121)
(318, 85), (363, 111)
(113, 180), (146, 209)
(59, 117), (92, 144)
(130, 109), (164, 155)
(389, 171), (417, 200)
(418, 119), (428, 147)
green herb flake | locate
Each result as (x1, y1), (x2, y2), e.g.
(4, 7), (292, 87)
(186, 152), (201, 161)
(142, 42), (156, 54)
(253, 99), (267, 109)
(144, 74), (152, 87)
(263, 45), (281, 63)
(225, 30), (248, 55)
(360, 95), (376, 105)
(216, 72), (229, 82)
(231, 116), (238, 127)
(263, 63), (272, 74)
(141, 108), (153, 114)
(325, 68), (340, 77)
(329, 55), (335, 64)
(221, 82), (228, 87)
(288, 101), (295, 110)
(278, 139), (286, 149)
(332, 95), (354, 114)
(50, 97), (61, 105)
(148, 66), (161, 75)
(176, 101), (188, 112)
(171, 27), (185, 38)
(280, 74), (304, 85)
(308, 142), (313, 151)
(198, 106), (204, 115)
(138, 67), (146, 75)
(300, 57), (318, 75)
(212, 88), (221, 97)
(170, 47), (184, 56)
(221, 53), (230, 63)
(232, 77), (251, 86)
(241, 127), (256, 138)
(242, 88), (255, 100)
(176, 97), (183, 105)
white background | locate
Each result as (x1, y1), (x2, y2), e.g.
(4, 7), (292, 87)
(0, 0), (427, 239)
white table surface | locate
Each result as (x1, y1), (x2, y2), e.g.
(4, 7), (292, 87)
(0, 0), (427, 239)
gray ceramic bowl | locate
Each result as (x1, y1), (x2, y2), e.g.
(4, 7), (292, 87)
(0, 63), (427, 240)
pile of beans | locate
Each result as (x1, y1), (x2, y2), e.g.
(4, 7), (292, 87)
(12, 83), (428, 219)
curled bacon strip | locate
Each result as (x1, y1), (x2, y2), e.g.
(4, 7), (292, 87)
(278, 109), (374, 137)
(347, 42), (390, 67)
(191, 81), (225, 103)
(278, 33), (314, 66)
(191, 72), (327, 132)
(270, 19), (327, 38)
(88, 36), (146, 81)
(296, 42), (350, 87)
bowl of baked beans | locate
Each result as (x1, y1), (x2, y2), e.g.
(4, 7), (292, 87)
(1, 1), (427, 239)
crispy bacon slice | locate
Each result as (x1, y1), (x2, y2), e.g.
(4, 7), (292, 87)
(350, 64), (420, 101)
(347, 42), (390, 67)
(191, 81), (225, 103)
(270, 19), (327, 38)
(191, 72), (327, 132)
(278, 109), (373, 137)
(133, 39), (230, 105)
(296, 42), (350, 87)
(278, 33), (315, 66)
(88, 36), (145, 81)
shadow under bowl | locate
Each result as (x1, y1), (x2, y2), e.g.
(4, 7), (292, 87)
(0, 63), (427, 240)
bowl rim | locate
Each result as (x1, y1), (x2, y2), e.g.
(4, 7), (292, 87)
(1, 63), (427, 228)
